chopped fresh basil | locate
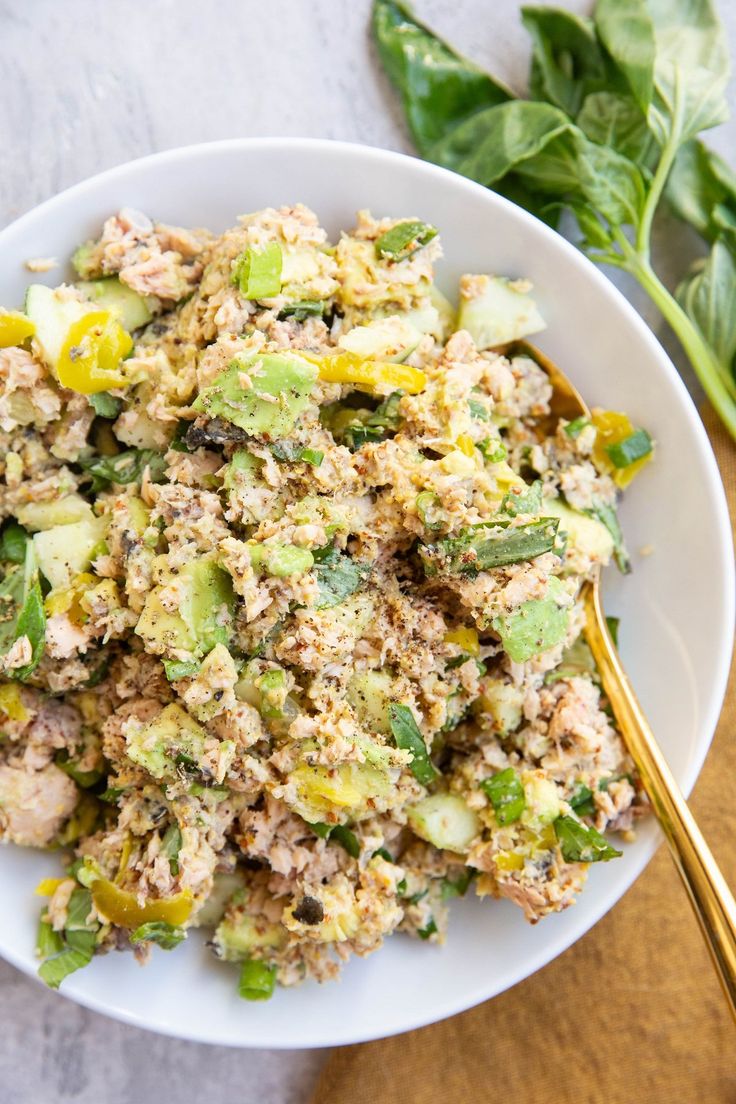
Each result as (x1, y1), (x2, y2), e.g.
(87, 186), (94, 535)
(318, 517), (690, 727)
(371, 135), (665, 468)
(89, 391), (122, 419)
(312, 545), (371, 609)
(388, 703), (438, 786)
(554, 814), (622, 863)
(130, 921), (186, 950)
(481, 768), (526, 825)
(79, 448), (167, 492)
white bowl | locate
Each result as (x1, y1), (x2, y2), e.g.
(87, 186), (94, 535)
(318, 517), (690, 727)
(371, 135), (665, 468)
(0, 139), (732, 1048)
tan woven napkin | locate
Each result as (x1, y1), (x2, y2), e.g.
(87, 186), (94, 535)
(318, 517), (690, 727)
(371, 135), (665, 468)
(311, 407), (736, 1104)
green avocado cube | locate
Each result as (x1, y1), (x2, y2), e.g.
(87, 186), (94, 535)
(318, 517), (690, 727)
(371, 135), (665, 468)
(193, 353), (318, 439)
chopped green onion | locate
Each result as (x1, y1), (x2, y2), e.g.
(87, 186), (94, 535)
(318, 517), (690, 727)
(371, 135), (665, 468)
(232, 242), (283, 300)
(481, 768), (526, 825)
(421, 517), (559, 576)
(416, 490), (443, 531)
(375, 220), (438, 261)
(98, 786), (124, 805)
(553, 815), (622, 863)
(605, 429), (653, 469)
(278, 299), (326, 321)
(477, 438), (507, 463)
(388, 703), (438, 786)
(564, 416), (590, 439)
(163, 658), (201, 681)
(130, 921), (186, 950)
(238, 959), (277, 1001)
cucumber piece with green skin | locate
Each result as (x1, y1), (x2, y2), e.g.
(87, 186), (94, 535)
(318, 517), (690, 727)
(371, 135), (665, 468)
(24, 284), (91, 372)
(77, 277), (155, 332)
(33, 516), (108, 590)
(213, 905), (286, 961)
(135, 557), (235, 658)
(407, 793), (480, 853)
(338, 316), (423, 363)
(193, 352), (318, 438)
(457, 275), (546, 349)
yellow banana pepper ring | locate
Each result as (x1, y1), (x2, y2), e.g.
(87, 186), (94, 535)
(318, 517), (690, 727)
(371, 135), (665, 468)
(444, 626), (480, 655)
(313, 351), (426, 395)
(91, 876), (193, 929)
(0, 311), (35, 348)
(57, 310), (132, 394)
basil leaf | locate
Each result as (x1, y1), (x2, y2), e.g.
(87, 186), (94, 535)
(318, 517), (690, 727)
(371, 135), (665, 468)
(430, 100), (571, 184)
(130, 921), (186, 950)
(522, 6), (608, 118)
(0, 543), (46, 681)
(38, 946), (94, 989)
(481, 768), (526, 825)
(666, 139), (736, 243)
(576, 91), (655, 164)
(417, 917), (438, 940)
(585, 501), (631, 575)
(312, 546), (371, 610)
(161, 823), (182, 876)
(569, 783), (596, 818)
(65, 887), (95, 931)
(163, 659), (201, 681)
(676, 235), (736, 379)
(554, 814), (622, 862)
(596, 0), (729, 147)
(278, 299), (326, 321)
(79, 449), (167, 492)
(36, 918), (64, 958)
(0, 521), (29, 565)
(372, 0), (511, 157)
(606, 615), (621, 648)
(329, 824), (360, 859)
(388, 702), (438, 786)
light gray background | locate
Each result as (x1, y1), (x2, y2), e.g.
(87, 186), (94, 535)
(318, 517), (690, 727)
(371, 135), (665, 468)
(0, 2), (734, 1102)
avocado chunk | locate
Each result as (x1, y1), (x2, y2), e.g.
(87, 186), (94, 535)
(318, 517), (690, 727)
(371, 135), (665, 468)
(192, 352), (318, 439)
(33, 515), (108, 590)
(77, 276), (155, 332)
(135, 557), (235, 658)
(457, 275), (545, 349)
(213, 896), (287, 961)
(125, 702), (232, 781)
(286, 758), (395, 822)
(543, 498), (614, 570)
(492, 576), (569, 663)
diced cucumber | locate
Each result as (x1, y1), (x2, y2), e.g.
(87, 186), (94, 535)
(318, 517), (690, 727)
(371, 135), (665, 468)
(457, 275), (545, 349)
(17, 494), (94, 531)
(476, 679), (525, 735)
(77, 277), (154, 332)
(347, 669), (396, 735)
(407, 793), (480, 854)
(193, 871), (247, 929)
(24, 284), (90, 372)
(521, 772), (561, 830)
(33, 516), (108, 590)
(338, 316), (423, 363)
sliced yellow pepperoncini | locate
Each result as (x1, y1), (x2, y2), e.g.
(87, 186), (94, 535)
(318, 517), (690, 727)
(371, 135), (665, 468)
(0, 682), (30, 723)
(35, 877), (67, 896)
(494, 852), (524, 872)
(455, 434), (475, 457)
(44, 572), (96, 624)
(91, 877), (193, 929)
(57, 310), (132, 394)
(0, 310), (35, 348)
(591, 408), (652, 489)
(444, 626), (480, 656)
(312, 351), (426, 395)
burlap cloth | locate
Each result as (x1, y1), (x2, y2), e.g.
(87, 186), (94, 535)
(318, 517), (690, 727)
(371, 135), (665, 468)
(311, 408), (736, 1104)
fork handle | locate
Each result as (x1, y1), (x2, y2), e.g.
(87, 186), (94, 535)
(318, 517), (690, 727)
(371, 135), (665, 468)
(583, 583), (736, 1022)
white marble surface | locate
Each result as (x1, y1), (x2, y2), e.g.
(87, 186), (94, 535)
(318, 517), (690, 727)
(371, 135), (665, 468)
(0, 2), (734, 1101)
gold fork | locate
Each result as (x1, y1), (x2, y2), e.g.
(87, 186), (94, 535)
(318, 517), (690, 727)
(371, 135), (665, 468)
(521, 340), (736, 1021)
